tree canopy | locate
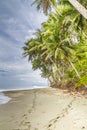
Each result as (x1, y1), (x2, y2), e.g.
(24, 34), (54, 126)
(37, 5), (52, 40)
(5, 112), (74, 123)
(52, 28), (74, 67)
(23, 0), (87, 90)
(31, 0), (87, 19)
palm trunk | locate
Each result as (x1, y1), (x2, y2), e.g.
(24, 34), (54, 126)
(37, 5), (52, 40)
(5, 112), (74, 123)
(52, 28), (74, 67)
(69, 59), (81, 78)
(69, 0), (87, 19)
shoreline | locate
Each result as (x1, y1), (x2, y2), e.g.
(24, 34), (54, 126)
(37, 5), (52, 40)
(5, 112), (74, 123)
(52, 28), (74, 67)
(0, 86), (86, 105)
(0, 92), (11, 105)
(1, 86), (87, 106)
(0, 88), (87, 130)
(0, 86), (48, 105)
(0, 86), (48, 92)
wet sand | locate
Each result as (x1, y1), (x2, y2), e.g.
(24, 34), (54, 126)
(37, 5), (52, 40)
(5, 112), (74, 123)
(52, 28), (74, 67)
(0, 87), (87, 130)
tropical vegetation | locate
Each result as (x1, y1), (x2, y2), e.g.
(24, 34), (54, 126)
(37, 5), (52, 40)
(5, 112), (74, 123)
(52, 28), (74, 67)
(23, 0), (87, 90)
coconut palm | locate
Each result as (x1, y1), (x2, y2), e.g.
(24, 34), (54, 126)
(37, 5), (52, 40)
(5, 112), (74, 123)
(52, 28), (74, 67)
(32, 0), (57, 15)
(23, 5), (77, 87)
(23, 0), (87, 88)
(32, 0), (87, 19)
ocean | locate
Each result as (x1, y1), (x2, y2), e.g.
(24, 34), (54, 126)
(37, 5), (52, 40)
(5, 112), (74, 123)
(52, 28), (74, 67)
(0, 86), (48, 105)
(0, 92), (11, 105)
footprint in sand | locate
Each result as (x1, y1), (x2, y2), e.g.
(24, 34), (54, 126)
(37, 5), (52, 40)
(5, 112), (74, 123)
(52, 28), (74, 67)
(82, 126), (85, 129)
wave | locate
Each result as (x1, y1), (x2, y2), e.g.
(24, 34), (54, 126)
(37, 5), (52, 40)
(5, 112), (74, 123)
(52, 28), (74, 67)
(0, 86), (48, 105)
(0, 92), (11, 105)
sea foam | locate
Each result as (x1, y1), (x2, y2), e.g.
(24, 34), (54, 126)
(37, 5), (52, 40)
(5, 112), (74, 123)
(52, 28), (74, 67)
(0, 86), (47, 105)
(0, 92), (11, 105)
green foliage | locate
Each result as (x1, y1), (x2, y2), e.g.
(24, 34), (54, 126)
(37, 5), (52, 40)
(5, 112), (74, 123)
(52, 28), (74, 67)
(23, 0), (87, 89)
(31, 0), (56, 15)
(32, 59), (41, 70)
(76, 74), (87, 88)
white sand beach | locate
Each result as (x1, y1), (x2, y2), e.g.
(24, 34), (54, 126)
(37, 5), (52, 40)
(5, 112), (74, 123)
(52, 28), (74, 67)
(0, 87), (87, 130)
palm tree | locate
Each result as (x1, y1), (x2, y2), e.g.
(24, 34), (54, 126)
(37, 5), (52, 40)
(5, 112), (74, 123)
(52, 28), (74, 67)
(31, 0), (56, 15)
(23, 0), (87, 88)
(32, 0), (87, 19)
(23, 5), (78, 87)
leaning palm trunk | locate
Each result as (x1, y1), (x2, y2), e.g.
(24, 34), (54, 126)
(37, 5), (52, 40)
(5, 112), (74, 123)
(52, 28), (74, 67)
(68, 0), (87, 19)
(68, 59), (81, 78)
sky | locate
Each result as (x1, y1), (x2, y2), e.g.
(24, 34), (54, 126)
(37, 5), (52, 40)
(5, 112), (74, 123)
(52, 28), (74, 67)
(0, 0), (48, 90)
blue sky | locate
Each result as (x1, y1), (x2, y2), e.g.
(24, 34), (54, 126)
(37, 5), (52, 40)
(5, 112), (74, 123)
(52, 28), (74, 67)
(0, 0), (48, 90)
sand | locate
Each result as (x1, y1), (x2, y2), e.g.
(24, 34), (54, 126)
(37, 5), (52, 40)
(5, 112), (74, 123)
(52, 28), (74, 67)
(0, 87), (87, 130)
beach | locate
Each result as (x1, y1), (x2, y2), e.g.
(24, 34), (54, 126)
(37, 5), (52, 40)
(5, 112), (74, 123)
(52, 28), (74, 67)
(0, 87), (87, 130)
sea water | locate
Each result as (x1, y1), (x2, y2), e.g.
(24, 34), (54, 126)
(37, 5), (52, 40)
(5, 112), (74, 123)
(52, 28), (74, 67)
(0, 92), (11, 105)
(0, 86), (47, 105)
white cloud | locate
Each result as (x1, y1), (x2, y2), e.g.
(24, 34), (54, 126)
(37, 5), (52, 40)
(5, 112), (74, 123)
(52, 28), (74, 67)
(0, 61), (31, 72)
(1, 0), (47, 42)
(0, 0), (48, 89)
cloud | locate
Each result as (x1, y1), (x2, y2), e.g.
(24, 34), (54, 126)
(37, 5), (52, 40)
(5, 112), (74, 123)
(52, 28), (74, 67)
(0, 0), (47, 43)
(0, 41), (48, 89)
(0, 60), (48, 89)
(0, 0), (48, 89)
(0, 36), (21, 63)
